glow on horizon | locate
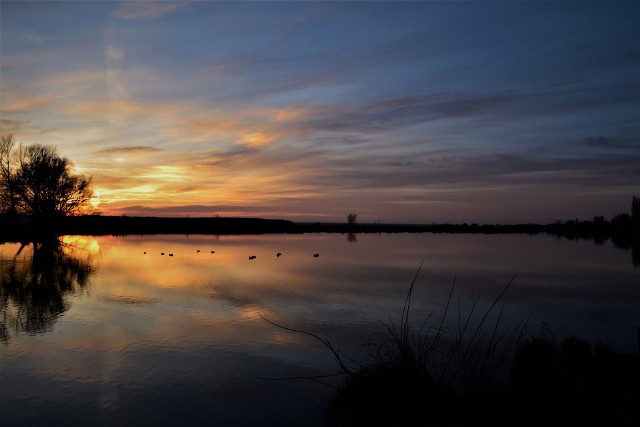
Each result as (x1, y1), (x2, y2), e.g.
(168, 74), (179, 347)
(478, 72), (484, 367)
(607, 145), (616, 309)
(1, 1), (638, 223)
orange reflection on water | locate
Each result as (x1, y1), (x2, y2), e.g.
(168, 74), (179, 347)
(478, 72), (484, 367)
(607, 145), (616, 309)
(238, 305), (267, 321)
(60, 235), (101, 256)
(3, 229), (640, 427)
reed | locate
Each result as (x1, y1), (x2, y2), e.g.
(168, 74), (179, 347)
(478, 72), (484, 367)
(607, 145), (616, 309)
(261, 265), (640, 425)
(260, 264), (526, 425)
(322, 266), (524, 425)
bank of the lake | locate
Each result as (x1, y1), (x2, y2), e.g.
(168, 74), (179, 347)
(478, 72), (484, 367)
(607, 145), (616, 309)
(1, 214), (638, 248)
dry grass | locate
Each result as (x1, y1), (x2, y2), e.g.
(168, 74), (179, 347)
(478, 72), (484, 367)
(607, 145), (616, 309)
(260, 265), (639, 425)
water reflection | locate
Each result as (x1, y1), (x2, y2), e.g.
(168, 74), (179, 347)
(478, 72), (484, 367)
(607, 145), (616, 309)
(0, 233), (638, 426)
(0, 238), (94, 341)
(609, 233), (640, 269)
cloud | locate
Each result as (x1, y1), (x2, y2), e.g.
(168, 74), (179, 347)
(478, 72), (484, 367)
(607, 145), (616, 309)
(294, 91), (520, 133)
(104, 45), (125, 65)
(276, 80), (638, 138)
(63, 96), (290, 149)
(93, 146), (163, 156)
(0, 94), (52, 115)
(110, 203), (329, 219)
(586, 136), (638, 150)
(115, 1), (189, 21)
(2, 1), (637, 223)
(4, 29), (45, 45)
(41, 70), (105, 88)
(0, 119), (29, 132)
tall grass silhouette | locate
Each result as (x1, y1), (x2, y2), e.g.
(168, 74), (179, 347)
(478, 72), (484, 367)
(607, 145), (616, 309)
(260, 264), (526, 425)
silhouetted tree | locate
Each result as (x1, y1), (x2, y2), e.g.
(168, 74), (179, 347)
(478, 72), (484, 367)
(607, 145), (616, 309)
(0, 134), (93, 219)
(347, 213), (357, 225)
(632, 195), (640, 222)
(0, 134), (18, 215)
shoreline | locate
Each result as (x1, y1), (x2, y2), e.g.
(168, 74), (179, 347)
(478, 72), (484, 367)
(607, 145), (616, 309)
(0, 214), (637, 249)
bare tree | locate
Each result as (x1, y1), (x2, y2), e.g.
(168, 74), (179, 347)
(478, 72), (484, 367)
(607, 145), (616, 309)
(0, 134), (17, 215)
(0, 135), (93, 218)
(347, 213), (357, 225)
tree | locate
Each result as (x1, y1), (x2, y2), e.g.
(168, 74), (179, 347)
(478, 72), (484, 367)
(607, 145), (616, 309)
(0, 134), (93, 218)
(347, 213), (357, 225)
(0, 134), (18, 215)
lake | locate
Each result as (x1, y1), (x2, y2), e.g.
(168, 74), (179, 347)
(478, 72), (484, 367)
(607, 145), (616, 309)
(1, 233), (638, 426)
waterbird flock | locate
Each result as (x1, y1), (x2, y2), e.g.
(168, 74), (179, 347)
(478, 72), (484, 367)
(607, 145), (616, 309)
(148, 250), (318, 259)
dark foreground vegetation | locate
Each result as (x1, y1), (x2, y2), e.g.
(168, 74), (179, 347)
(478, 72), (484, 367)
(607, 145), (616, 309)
(263, 270), (639, 426)
(321, 331), (639, 426)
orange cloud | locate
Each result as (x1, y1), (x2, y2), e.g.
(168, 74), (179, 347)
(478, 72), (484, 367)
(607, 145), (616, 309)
(93, 146), (162, 157)
(240, 132), (277, 147)
(0, 67), (327, 215)
(276, 106), (329, 122)
(0, 94), (52, 115)
(41, 70), (104, 89)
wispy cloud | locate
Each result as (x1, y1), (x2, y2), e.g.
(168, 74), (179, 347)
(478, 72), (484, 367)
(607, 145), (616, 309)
(3, 29), (45, 45)
(0, 93), (52, 115)
(0, 119), (29, 132)
(93, 146), (163, 156)
(585, 136), (638, 151)
(115, 1), (189, 21)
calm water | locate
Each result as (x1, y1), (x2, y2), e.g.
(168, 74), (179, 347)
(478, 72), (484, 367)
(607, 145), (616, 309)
(1, 233), (638, 426)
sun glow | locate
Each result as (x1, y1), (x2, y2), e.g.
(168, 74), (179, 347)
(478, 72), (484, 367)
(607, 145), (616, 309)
(90, 190), (102, 209)
(139, 165), (191, 181)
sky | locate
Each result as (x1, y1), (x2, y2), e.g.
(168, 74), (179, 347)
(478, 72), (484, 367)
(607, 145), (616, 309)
(1, 1), (638, 224)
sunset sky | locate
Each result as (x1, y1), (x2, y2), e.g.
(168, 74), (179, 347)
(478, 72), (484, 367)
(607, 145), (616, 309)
(1, 1), (638, 223)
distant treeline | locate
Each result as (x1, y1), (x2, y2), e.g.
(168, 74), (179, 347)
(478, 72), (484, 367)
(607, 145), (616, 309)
(0, 212), (638, 249)
(298, 215), (639, 250)
(0, 215), (297, 239)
